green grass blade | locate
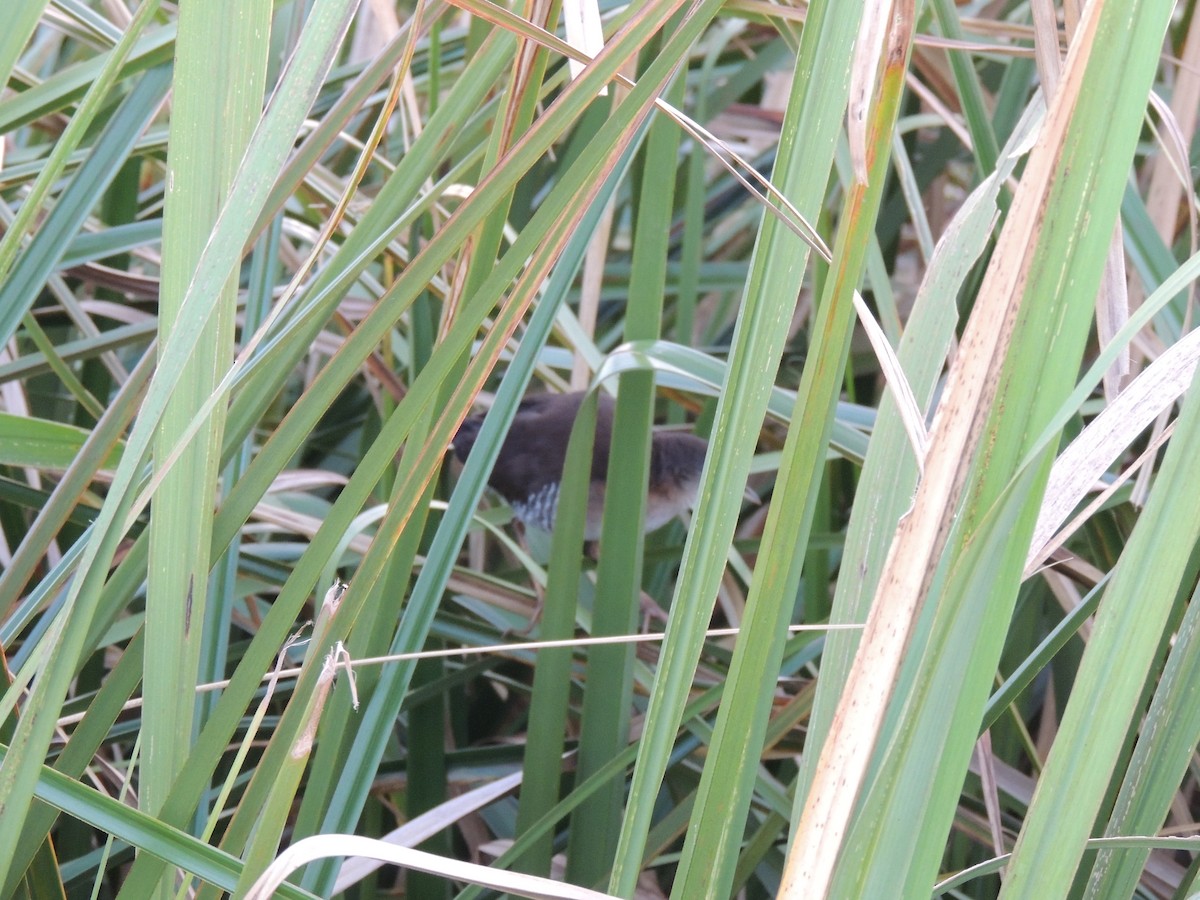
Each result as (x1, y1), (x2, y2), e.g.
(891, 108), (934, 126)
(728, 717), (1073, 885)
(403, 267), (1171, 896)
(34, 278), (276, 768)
(565, 63), (682, 886)
(141, 0), (269, 838)
(610, 0), (864, 892)
(671, 5), (908, 894)
(1084, 572), (1200, 898)
(786, 0), (1177, 893)
(0, 2), (49, 94)
(0, 0), (159, 287)
(0, 66), (170, 347)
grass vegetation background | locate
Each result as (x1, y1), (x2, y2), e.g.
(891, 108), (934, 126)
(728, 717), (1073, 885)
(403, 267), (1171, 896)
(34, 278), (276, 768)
(2, 0), (1200, 898)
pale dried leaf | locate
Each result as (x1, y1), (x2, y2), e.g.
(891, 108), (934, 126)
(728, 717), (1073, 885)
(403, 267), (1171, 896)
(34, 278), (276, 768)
(1096, 231), (1131, 401)
(562, 0), (605, 89)
(333, 770), (526, 892)
(849, 0), (892, 183)
(852, 290), (927, 466)
(247, 834), (618, 900)
(1026, 325), (1200, 574)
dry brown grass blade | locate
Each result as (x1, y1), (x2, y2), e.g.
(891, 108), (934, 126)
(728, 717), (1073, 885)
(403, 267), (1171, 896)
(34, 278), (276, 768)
(781, 4), (1102, 895)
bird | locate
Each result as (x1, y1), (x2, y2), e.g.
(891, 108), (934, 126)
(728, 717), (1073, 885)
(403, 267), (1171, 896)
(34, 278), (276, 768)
(451, 391), (709, 541)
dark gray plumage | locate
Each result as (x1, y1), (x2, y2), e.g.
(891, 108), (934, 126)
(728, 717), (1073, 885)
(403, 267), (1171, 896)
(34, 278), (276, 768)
(452, 391), (708, 540)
